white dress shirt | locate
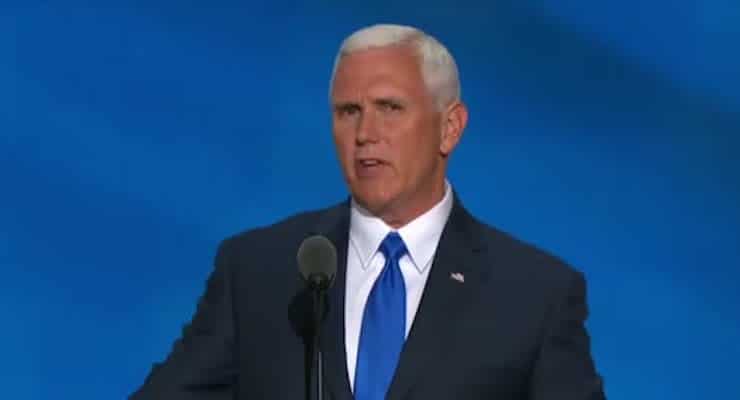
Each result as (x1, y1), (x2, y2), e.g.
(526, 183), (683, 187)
(345, 182), (454, 391)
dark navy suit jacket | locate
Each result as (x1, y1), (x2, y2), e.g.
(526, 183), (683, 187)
(131, 197), (605, 399)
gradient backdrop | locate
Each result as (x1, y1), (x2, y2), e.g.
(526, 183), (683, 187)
(2, 1), (739, 399)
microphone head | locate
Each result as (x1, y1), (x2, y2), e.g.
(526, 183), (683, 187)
(297, 235), (337, 289)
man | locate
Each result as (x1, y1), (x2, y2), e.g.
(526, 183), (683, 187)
(131, 24), (605, 399)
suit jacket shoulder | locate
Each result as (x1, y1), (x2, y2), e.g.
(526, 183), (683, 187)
(219, 200), (349, 265)
(471, 213), (585, 298)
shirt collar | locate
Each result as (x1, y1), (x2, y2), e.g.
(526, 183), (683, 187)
(349, 181), (454, 273)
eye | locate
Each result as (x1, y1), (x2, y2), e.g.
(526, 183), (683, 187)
(335, 103), (361, 118)
(377, 99), (404, 113)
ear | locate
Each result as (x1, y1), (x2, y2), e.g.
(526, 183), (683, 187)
(439, 101), (468, 156)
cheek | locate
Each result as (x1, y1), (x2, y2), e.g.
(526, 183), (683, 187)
(333, 134), (356, 173)
(395, 118), (439, 170)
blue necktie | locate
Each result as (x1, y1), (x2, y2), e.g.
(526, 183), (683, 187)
(354, 232), (408, 400)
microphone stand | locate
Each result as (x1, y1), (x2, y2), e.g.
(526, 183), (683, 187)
(309, 277), (329, 400)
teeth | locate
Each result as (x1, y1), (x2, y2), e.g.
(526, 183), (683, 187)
(361, 160), (380, 166)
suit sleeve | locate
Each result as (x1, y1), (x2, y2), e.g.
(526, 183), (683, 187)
(129, 239), (238, 400)
(529, 271), (606, 400)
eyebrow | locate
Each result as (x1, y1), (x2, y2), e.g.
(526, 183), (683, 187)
(332, 101), (361, 111)
(373, 97), (405, 107)
(333, 97), (406, 109)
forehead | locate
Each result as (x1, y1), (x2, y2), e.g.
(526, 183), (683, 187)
(331, 46), (427, 99)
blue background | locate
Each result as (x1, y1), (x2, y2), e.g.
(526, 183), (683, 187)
(2, 1), (739, 398)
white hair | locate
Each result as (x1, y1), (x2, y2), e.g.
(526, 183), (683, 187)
(329, 24), (461, 110)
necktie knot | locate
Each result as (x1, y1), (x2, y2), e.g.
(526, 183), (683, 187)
(380, 232), (407, 262)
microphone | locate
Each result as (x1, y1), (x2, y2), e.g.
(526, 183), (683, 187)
(296, 235), (337, 400)
(297, 235), (337, 290)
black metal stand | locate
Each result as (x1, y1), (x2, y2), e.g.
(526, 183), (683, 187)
(310, 288), (327, 400)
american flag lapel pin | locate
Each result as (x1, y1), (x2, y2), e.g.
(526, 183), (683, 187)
(450, 272), (465, 283)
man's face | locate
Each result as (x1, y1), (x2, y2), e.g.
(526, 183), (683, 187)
(331, 45), (448, 223)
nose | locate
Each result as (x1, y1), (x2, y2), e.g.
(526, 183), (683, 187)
(355, 110), (380, 145)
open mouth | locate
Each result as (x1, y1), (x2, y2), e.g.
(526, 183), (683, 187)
(355, 158), (385, 177)
(358, 159), (382, 167)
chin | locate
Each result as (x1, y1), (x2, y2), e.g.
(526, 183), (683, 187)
(352, 187), (393, 215)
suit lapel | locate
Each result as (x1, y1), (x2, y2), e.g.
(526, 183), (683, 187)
(312, 201), (354, 400)
(386, 198), (487, 400)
